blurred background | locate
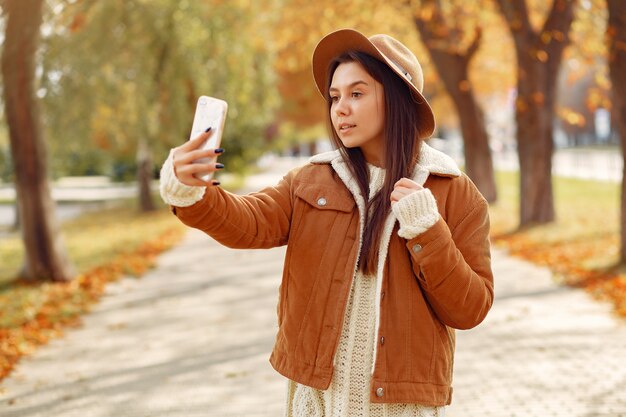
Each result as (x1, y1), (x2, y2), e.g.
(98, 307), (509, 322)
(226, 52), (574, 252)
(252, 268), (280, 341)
(1, 0), (626, 410)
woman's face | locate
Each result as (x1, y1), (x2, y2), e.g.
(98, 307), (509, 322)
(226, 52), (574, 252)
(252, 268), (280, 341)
(329, 61), (385, 165)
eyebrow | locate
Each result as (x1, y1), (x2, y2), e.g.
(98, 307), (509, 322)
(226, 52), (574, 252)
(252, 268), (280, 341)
(329, 80), (369, 92)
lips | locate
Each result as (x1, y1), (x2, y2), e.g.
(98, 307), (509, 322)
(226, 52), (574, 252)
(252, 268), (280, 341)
(338, 123), (356, 131)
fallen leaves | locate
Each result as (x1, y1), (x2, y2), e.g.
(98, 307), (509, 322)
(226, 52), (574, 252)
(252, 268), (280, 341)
(489, 170), (626, 319)
(493, 232), (626, 317)
(0, 226), (185, 381)
(491, 178), (626, 317)
(492, 217), (626, 319)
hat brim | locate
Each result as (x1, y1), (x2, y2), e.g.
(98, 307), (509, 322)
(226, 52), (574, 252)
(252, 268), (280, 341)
(312, 29), (435, 138)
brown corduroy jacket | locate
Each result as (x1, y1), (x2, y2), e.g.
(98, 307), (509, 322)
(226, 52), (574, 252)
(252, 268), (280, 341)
(170, 144), (494, 406)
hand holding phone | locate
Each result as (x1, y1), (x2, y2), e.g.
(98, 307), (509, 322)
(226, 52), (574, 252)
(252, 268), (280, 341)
(171, 96), (228, 187)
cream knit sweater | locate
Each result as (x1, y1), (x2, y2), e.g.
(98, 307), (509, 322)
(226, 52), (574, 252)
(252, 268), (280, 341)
(159, 157), (444, 417)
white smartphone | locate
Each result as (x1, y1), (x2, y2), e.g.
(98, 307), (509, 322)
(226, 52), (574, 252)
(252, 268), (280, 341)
(189, 95), (228, 181)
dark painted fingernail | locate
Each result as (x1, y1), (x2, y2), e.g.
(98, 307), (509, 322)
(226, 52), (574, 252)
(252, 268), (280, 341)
(204, 127), (212, 132)
(216, 163), (225, 169)
(215, 148), (225, 154)
(212, 180), (221, 186)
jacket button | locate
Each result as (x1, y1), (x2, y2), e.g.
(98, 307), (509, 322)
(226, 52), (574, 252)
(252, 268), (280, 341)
(412, 244), (422, 253)
(317, 197), (327, 206)
(380, 336), (385, 345)
(376, 387), (384, 397)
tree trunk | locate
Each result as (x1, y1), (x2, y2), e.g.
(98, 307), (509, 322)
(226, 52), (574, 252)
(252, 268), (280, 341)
(606, 0), (626, 263)
(137, 137), (156, 212)
(12, 200), (20, 231)
(516, 57), (556, 225)
(413, 3), (497, 203)
(496, 0), (576, 227)
(1, 0), (74, 281)
(456, 91), (496, 203)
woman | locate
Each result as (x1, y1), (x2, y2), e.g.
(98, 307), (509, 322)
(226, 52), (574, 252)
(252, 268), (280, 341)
(160, 28), (493, 417)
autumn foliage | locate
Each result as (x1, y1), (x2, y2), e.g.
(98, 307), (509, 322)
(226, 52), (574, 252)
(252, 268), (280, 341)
(490, 171), (626, 319)
(0, 226), (185, 381)
(495, 232), (626, 317)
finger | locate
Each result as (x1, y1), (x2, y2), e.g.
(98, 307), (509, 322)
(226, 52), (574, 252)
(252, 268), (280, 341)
(181, 127), (213, 151)
(390, 189), (404, 203)
(188, 177), (221, 187)
(177, 163), (217, 176)
(394, 177), (415, 187)
(192, 148), (224, 160)
(394, 177), (411, 187)
(179, 177), (212, 187)
(177, 170), (220, 187)
(185, 177), (220, 187)
(391, 185), (410, 197)
(394, 177), (423, 190)
(177, 148), (223, 164)
(390, 187), (416, 203)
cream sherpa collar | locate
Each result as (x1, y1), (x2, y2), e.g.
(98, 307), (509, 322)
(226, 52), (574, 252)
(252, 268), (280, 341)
(308, 142), (461, 180)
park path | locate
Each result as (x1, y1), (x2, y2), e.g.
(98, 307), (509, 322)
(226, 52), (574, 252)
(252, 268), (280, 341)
(2, 156), (626, 416)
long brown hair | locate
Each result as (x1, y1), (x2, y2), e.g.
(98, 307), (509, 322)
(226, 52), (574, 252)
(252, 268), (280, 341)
(325, 51), (428, 275)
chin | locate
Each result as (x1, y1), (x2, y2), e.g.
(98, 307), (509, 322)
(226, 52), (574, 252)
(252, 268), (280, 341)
(339, 139), (361, 149)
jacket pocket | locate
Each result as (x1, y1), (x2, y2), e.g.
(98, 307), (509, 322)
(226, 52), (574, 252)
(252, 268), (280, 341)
(288, 182), (355, 251)
(293, 182), (355, 213)
(430, 321), (454, 384)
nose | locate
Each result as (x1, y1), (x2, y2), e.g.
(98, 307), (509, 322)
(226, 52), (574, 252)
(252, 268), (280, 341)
(334, 96), (350, 116)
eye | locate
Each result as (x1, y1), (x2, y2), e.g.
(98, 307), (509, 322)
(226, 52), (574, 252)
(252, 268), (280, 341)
(351, 91), (363, 98)
(329, 95), (339, 103)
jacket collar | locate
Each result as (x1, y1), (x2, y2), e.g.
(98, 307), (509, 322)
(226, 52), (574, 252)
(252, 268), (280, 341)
(308, 142), (462, 182)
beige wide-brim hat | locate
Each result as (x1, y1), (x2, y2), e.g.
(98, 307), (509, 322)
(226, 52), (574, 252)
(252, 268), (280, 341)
(312, 28), (436, 139)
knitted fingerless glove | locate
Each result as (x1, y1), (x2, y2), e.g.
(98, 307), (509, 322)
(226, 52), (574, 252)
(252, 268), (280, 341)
(391, 188), (440, 239)
(159, 149), (206, 207)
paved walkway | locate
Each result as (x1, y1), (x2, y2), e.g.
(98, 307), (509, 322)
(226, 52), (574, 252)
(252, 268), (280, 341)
(2, 159), (626, 416)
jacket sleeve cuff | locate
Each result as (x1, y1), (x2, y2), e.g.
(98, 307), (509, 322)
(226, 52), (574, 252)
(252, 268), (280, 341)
(392, 188), (440, 239)
(159, 149), (206, 207)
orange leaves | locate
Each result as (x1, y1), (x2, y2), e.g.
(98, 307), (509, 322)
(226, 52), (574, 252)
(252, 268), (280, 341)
(535, 49), (549, 62)
(493, 230), (626, 319)
(558, 106), (587, 127)
(489, 171), (624, 317)
(553, 30), (566, 42)
(458, 80), (471, 92)
(419, 4), (435, 22)
(0, 226), (185, 381)
(531, 91), (545, 104)
(580, 273), (626, 318)
(515, 91), (545, 112)
(539, 29), (566, 45)
(615, 40), (626, 52)
(510, 18), (523, 31)
(69, 13), (86, 33)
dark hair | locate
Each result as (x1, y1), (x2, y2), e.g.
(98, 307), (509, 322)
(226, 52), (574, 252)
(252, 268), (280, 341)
(325, 51), (427, 275)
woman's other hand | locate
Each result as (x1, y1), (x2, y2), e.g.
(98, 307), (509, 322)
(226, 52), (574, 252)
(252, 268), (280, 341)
(390, 178), (423, 205)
